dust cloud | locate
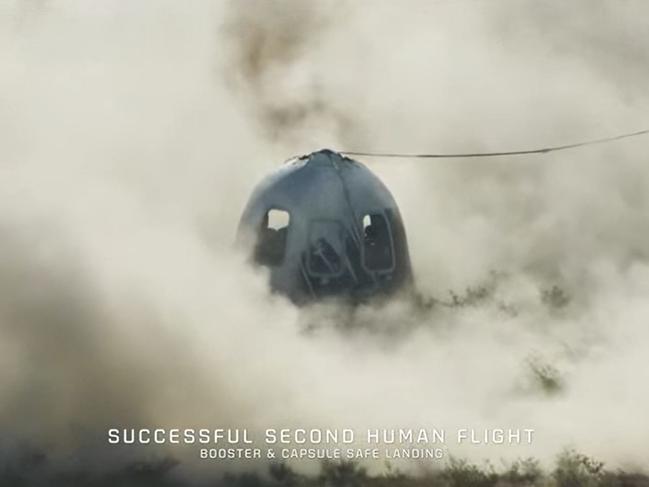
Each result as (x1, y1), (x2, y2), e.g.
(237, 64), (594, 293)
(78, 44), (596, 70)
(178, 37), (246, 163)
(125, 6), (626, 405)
(1, 0), (649, 483)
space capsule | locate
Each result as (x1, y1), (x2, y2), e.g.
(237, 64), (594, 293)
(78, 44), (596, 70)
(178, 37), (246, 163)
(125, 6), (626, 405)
(236, 149), (413, 304)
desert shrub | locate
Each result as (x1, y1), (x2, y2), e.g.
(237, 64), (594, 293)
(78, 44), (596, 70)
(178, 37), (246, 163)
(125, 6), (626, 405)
(442, 458), (499, 487)
(499, 458), (544, 486)
(553, 450), (605, 487)
(319, 460), (368, 487)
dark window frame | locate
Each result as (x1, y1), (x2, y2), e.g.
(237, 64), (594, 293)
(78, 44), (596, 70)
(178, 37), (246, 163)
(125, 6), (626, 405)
(254, 207), (291, 267)
(360, 211), (396, 273)
(306, 219), (347, 278)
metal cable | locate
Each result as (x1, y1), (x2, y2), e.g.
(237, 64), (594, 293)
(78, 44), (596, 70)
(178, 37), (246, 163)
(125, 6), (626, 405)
(340, 128), (649, 159)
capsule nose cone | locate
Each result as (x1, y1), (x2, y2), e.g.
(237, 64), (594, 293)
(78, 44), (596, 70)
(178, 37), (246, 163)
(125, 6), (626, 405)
(301, 148), (353, 168)
(314, 148), (340, 157)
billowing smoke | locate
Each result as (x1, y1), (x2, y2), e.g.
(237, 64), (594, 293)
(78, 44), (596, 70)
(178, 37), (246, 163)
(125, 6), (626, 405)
(2, 0), (649, 484)
(221, 0), (361, 148)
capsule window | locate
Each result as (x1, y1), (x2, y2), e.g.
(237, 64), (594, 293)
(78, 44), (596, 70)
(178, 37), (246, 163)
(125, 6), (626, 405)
(254, 209), (290, 267)
(307, 220), (344, 277)
(267, 209), (290, 230)
(362, 213), (394, 271)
